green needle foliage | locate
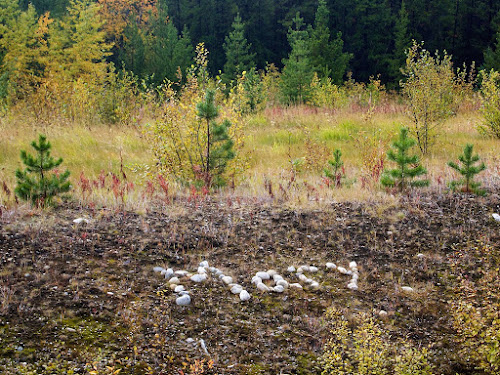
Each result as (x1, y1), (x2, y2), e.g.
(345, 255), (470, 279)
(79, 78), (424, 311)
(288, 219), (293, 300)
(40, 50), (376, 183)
(196, 89), (235, 187)
(15, 134), (71, 207)
(448, 144), (486, 195)
(324, 148), (345, 187)
(381, 127), (429, 191)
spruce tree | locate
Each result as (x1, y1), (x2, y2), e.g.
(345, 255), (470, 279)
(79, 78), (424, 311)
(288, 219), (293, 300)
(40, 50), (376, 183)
(381, 127), (429, 191)
(324, 148), (345, 187)
(389, 0), (411, 83)
(15, 134), (71, 207)
(196, 89), (235, 187)
(448, 144), (487, 195)
(308, 0), (351, 84)
(280, 12), (313, 104)
(483, 31), (500, 72)
(223, 13), (255, 83)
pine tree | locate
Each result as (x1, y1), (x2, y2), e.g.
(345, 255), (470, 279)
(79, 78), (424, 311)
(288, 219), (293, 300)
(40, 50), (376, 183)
(324, 148), (345, 187)
(223, 13), (255, 83)
(196, 89), (235, 187)
(389, 0), (411, 83)
(381, 127), (429, 191)
(308, 0), (351, 84)
(483, 31), (500, 72)
(448, 144), (486, 195)
(280, 12), (313, 104)
(15, 134), (71, 207)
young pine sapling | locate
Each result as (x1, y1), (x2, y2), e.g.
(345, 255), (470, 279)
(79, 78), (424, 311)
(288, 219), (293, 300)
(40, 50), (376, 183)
(324, 148), (345, 187)
(15, 134), (71, 207)
(448, 144), (486, 195)
(381, 127), (429, 191)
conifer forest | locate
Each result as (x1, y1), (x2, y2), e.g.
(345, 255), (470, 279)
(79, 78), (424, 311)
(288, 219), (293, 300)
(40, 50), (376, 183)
(1, 0), (500, 374)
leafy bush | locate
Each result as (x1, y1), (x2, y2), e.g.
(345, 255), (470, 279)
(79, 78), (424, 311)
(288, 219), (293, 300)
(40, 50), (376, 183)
(478, 69), (500, 138)
(15, 134), (71, 207)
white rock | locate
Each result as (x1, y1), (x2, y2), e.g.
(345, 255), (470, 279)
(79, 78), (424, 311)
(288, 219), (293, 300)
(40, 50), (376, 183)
(298, 274), (308, 282)
(305, 278), (314, 284)
(289, 283), (303, 289)
(287, 266), (296, 273)
(276, 280), (289, 289)
(153, 266), (165, 273)
(215, 270), (223, 277)
(176, 294), (191, 306)
(199, 261), (209, 268)
(218, 274), (226, 279)
(186, 338), (195, 344)
(239, 290), (251, 301)
(197, 267), (207, 274)
(273, 274), (284, 282)
(73, 218), (90, 224)
(416, 253), (425, 259)
(178, 290), (190, 296)
(347, 282), (358, 290)
(326, 262), (337, 269)
(309, 266), (319, 273)
(379, 310), (388, 318)
(169, 277), (180, 284)
(310, 281), (320, 288)
(256, 282), (270, 292)
(300, 265), (310, 272)
(297, 266), (304, 273)
(209, 267), (217, 273)
(256, 271), (270, 280)
(349, 261), (357, 270)
(200, 339), (209, 356)
(273, 285), (285, 293)
(162, 268), (174, 279)
(267, 269), (278, 277)
(222, 276), (233, 285)
(175, 270), (188, 277)
(338, 267), (351, 275)
(231, 284), (243, 294)
(492, 213), (500, 222)
(401, 286), (414, 293)
(351, 273), (359, 282)
(174, 285), (185, 293)
(190, 274), (207, 282)
(251, 276), (262, 285)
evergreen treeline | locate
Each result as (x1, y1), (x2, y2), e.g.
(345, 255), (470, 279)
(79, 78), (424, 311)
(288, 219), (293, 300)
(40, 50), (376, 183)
(3, 0), (500, 87)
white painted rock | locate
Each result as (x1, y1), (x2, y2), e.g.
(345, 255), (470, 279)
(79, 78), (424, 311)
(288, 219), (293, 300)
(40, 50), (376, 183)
(199, 261), (209, 268)
(239, 290), (251, 301)
(174, 285), (185, 293)
(251, 276), (262, 285)
(197, 267), (207, 274)
(231, 284), (243, 294)
(379, 310), (388, 318)
(215, 270), (223, 277)
(289, 283), (303, 289)
(190, 274), (207, 283)
(338, 267), (351, 275)
(299, 265), (310, 272)
(256, 282), (270, 292)
(218, 274), (226, 279)
(310, 281), (320, 288)
(401, 286), (414, 293)
(416, 253), (425, 259)
(256, 271), (270, 280)
(276, 280), (289, 289)
(309, 266), (319, 273)
(326, 262), (337, 269)
(175, 270), (188, 277)
(209, 267), (217, 273)
(297, 266), (304, 273)
(267, 269), (278, 277)
(305, 278), (314, 284)
(492, 213), (500, 222)
(73, 218), (89, 224)
(351, 273), (359, 282)
(349, 261), (357, 270)
(298, 274), (308, 282)
(287, 266), (296, 273)
(153, 266), (164, 273)
(222, 276), (233, 285)
(273, 285), (285, 293)
(273, 274), (284, 282)
(347, 282), (358, 290)
(162, 268), (174, 279)
(169, 277), (180, 284)
(176, 294), (191, 306)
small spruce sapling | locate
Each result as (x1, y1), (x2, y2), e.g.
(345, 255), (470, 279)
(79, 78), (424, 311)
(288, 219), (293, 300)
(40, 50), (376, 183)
(15, 134), (71, 207)
(381, 127), (429, 191)
(324, 148), (345, 187)
(448, 144), (486, 195)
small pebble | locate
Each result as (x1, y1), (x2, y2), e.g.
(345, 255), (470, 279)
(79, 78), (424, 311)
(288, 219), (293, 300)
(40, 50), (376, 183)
(176, 294), (191, 306)
(239, 290), (251, 301)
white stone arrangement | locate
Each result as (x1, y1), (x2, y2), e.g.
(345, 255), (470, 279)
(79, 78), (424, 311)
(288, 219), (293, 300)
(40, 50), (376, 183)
(153, 261), (251, 306)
